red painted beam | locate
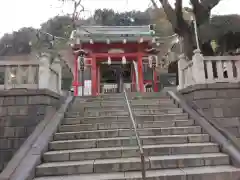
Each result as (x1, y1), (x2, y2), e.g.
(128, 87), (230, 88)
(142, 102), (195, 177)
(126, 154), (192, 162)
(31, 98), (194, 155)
(80, 42), (149, 50)
(94, 52), (139, 58)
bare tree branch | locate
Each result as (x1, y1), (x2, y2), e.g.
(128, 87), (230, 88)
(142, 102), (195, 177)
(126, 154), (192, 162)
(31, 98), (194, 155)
(71, 0), (84, 27)
(59, 0), (85, 28)
(150, 0), (159, 9)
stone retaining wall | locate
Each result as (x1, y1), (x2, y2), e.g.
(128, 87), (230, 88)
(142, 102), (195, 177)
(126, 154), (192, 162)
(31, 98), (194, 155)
(0, 89), (61, 172)
(180, 83), (240, 138)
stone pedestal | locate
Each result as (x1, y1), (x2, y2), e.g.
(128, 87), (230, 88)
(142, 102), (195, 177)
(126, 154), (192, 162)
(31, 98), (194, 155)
(180, 83), (240, 139)
(0, 89), (61, 172)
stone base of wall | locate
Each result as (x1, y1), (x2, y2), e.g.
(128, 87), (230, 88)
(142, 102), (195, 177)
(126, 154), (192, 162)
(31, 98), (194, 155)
(0, 89), (61, 172)
(180, 83), (240, 138)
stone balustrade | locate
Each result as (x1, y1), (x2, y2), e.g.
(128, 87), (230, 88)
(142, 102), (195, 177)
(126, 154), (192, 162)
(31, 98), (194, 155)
(178, 49), (240, 90)
(0, 54), (62, 94)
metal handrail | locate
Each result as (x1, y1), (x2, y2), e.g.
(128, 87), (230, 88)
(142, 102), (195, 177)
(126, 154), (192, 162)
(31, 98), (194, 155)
(123, 88), (146, 179)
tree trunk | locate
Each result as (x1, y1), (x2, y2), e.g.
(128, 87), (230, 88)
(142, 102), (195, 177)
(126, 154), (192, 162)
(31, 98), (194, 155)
(182, 30), (195, 60)
(155, 0), (221, 59)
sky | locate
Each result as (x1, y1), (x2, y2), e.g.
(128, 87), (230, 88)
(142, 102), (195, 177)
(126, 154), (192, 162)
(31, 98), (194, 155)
(0, 0), (239, 37)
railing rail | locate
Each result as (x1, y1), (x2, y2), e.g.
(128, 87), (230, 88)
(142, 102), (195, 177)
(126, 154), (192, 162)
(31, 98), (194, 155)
(0, 59), (61, 94)
(123, 88), (146, 179)
(178, 51), (240, 90)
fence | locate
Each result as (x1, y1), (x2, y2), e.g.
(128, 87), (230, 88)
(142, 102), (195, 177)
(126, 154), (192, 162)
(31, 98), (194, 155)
(0, 56), (62, 94)
(178, 49), (240, 90)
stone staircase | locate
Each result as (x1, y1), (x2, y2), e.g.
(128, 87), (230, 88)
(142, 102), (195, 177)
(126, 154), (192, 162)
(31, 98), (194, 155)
(34, 93), (240, 180)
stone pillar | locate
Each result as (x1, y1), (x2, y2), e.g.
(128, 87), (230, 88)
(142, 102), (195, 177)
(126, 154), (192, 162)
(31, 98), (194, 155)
(38, 55), (62, 94)
(51, 58), (62, 94)
(178, 54), (187, 90)
(38, 55), (51, 89)
(192, 49), (206, 84)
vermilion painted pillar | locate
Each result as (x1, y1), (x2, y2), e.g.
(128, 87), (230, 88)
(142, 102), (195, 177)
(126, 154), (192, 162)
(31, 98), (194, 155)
(91, 55), (97, 96)
(131, 63), (136, 91)
(73, 54), (79, 96)
(97, 64), (100, 95)
(153, 70), (158, 92)
(137, 53), (144, 93)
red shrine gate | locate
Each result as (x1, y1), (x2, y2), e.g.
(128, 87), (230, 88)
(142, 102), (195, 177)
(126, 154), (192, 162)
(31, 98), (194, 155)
(71, 26), (159, 96)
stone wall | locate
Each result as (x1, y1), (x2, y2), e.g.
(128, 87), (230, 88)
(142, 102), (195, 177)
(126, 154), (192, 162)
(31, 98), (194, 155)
(180, 83), (240, 138)
(0, 89), (61, 172)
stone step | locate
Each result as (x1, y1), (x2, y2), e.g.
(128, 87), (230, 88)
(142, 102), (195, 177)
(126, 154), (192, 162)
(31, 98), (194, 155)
(64, 114), (189, 122)
(128, 92), (168, 97)
(84, 111), (129, 117)
(67, 109), (184, 117)
(60, 119), (195, 131)
(36, 153), (229, 176)
(79, 102), (125, 108)
(82, 96), (172, 101)
(33, 165), (240, 180)
(50, 134), (209, 150)
(60, 119), (194, 129)
(132, 104), (177, 109)
(130, 96), (170, 100)
(44, 142), (218, 162)
(80, 100), (176, 108)
(70, 103), (177, 110)
(84, 97), (172, 102)
(84, 97), (125, 102)
(130, 99), (173, 105)
(81, 107), (183, 113)
(34, 165), (240, 180)
(133, 108), (183, 114)
(54, 126), (202, 140)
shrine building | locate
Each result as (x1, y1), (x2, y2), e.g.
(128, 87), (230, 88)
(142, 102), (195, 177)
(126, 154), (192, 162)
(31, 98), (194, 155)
(70, 25), (160, 96)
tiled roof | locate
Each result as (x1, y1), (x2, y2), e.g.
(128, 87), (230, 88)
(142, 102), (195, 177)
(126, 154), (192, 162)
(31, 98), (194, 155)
(76, 26), (154, 36)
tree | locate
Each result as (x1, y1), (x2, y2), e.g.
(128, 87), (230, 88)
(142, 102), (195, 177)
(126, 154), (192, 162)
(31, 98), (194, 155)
(93, 9), (116, 25)
(41, 16), (73, 38)
(148, 7), (174, 36)
(201, 14), (240, 54)
(93, 9), (151, 26)
(0, 27), (37, 56)
(151, 0), (221, 59)
(59, 0), (85, 27)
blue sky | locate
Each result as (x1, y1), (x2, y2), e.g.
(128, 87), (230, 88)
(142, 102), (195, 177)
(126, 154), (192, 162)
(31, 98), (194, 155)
(0, 0), (238, 36)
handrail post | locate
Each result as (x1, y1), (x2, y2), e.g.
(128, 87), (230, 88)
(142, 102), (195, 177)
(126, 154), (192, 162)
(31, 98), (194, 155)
(123, 88), (146, 180)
